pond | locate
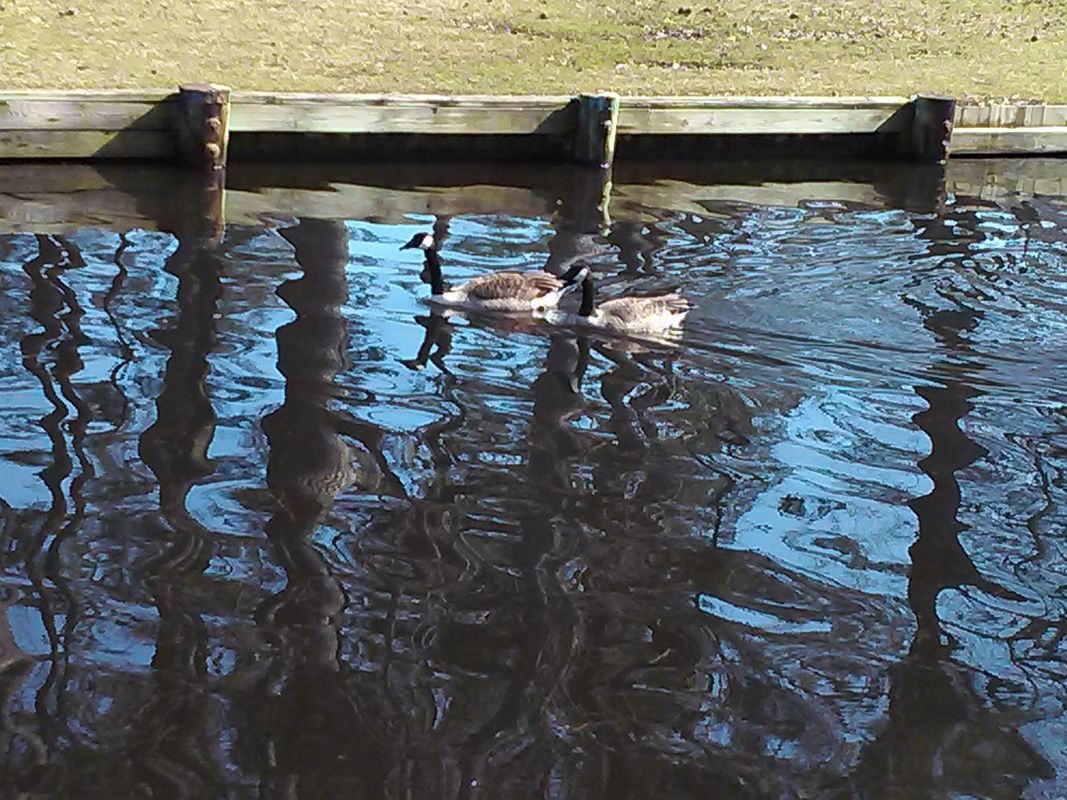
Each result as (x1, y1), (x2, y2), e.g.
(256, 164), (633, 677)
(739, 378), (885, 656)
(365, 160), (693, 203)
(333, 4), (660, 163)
(0, 158), (1064, 799)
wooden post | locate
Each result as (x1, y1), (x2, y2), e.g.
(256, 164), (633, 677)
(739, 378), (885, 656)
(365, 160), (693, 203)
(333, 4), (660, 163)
(173, 84), (229, 243)
(175, 83), (231, 170)
(573, 92), (620, 168)
(902, 94), (956, 163)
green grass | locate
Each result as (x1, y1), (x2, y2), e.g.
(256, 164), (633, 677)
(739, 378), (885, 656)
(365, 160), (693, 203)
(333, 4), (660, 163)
(3, 0), (1066, 99)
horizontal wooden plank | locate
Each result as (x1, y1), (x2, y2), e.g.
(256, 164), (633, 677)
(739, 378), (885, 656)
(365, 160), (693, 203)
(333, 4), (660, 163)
(232, 93), (918, 137)
(950, 127), (1067, 155)
(0, 99), (175, 131)
(617, 98), (911, 135)
(230, 93), (576, 135)
(0, 130), (175, 159)
(234, 92), (575, 105)
(0, 89), (175, 103)
(3, 91), (1067, 158)
(954, 104), (1067, 128)
(622, 95), (910, 108)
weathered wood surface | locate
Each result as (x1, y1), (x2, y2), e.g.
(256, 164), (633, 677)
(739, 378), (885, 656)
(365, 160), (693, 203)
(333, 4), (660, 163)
(176, 84), (231, 170)
(625, 96), (912, 108)
(951, 127), (1067, 155)
(954, 104), (1067, 127)
(0, 90), (177, 159)
(902, 94), (956, 163)
(617, 96), (911, 134)
(573, 93), (620, 166)
(228, 93), (576, 135)
(0, 130), (175, 159)
(1, 92), (916, 139)
(0, 99), (174, 131)
(2, 90), (1067, 160)
(0, 90), (175, 102)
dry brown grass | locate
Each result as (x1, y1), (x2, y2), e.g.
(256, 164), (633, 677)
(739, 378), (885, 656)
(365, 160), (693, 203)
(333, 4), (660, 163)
(2, 0), (1066, 99)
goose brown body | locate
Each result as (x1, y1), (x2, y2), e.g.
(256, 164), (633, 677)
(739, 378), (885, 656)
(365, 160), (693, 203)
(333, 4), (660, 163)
(592, 294), (691, 330)
(548, 271), (691, 333)
(400, 232), (583, 312)
(450, 270), (572, 310)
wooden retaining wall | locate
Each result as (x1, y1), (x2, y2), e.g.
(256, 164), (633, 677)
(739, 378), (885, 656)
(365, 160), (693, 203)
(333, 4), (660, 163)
(1, 88), (1065, 165)
(951, 104), (1067, 155)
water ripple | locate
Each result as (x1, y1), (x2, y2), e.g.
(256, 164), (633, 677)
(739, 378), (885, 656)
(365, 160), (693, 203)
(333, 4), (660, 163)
(0, 165), (1065, 797)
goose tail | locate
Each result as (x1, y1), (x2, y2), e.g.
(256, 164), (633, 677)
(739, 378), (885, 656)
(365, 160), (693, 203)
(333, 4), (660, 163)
(662, 293), (691, 315)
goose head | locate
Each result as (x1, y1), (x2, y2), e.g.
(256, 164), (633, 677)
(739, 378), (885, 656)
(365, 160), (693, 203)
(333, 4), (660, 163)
(400, 232), (435, 251)
(558, 262), (590, 287)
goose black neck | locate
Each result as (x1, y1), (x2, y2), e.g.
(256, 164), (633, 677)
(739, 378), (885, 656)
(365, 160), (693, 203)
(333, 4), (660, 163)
(424, 248), (446, 295)
(578, 277), (595, 317)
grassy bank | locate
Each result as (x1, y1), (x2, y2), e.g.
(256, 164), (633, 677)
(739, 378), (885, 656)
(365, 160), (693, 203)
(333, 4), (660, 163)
(3, 0), (1065, 100)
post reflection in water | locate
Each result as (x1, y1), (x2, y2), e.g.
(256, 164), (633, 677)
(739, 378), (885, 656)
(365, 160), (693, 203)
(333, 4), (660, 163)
(847, 208), (1056, 797)
(7, 234), (92, 796)
(133, 216), (224, 797)
(0, 162), (1065, 798)
(255, 219), (402, 797)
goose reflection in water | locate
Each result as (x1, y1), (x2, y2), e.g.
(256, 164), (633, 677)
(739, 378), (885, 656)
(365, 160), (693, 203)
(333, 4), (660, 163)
(401, 298), (689, 460)
(401, 312), (454, 374)
(401, 308), (547, 374)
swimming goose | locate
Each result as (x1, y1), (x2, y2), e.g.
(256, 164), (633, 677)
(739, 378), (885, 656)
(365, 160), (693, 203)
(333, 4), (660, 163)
(551, 270), (691, 333)
(400, 232), (584, 312)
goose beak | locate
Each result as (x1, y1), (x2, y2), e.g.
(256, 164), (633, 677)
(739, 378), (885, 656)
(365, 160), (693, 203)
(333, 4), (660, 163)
(401, 233), (434, 251)
(559, 263), (590, 286)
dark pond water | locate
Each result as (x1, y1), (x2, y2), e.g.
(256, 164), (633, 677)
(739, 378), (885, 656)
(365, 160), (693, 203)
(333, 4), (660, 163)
(0, 160), (1065, 799)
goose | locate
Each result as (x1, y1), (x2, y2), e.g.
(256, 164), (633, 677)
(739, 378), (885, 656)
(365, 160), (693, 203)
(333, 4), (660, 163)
(550, 270), (691, 333)
(400, 232), (585, 312)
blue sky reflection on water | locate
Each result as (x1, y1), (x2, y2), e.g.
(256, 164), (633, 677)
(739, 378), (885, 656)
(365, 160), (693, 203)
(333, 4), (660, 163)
(0, 162), (1064, 798)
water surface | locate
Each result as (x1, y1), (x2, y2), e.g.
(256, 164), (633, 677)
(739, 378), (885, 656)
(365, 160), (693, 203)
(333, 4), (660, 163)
(0, 160), (1064, 799)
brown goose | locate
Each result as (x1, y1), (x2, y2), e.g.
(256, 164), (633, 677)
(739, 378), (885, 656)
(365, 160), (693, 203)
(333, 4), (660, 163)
(400, 232), (584, 312)
(549, 270), (691, 333)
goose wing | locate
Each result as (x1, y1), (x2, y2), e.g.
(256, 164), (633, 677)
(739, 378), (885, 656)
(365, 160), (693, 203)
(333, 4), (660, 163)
(598, 293), (690, 323)
(463, 271), (563, 301)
